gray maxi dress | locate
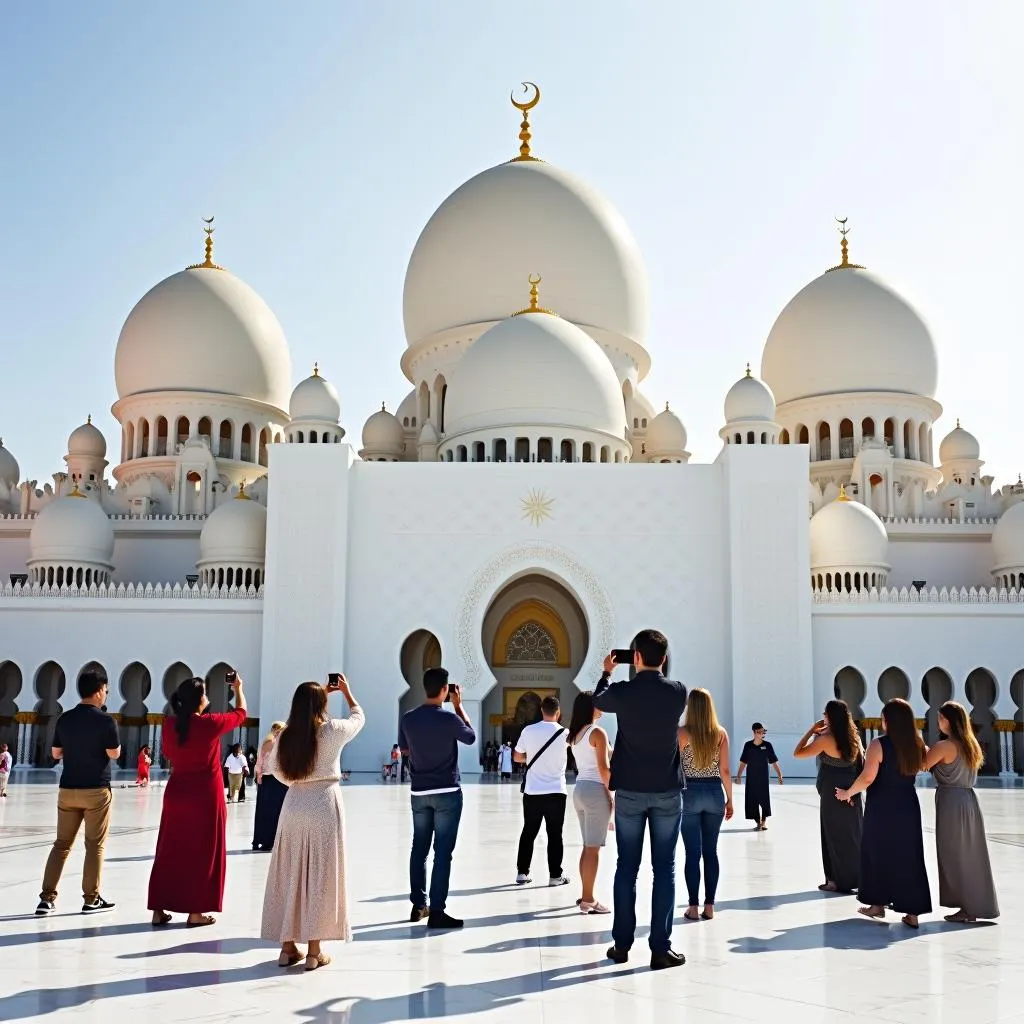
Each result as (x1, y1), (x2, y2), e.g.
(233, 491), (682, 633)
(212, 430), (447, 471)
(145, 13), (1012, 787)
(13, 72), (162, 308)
(932, 754), (1000, 919)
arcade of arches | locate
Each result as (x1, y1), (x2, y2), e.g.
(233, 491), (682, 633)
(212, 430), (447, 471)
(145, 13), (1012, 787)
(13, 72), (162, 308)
(0, 659), (257, 770)
(833, 664), (1024, 776)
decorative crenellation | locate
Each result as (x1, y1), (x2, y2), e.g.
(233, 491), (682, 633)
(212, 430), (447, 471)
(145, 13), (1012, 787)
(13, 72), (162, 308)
(455, 540), (616, 689)
(814, 585), (1024, 605)
(882, 515), (1000, 525)
(0, 512), (209, 522)
(0, 580), (265, 600)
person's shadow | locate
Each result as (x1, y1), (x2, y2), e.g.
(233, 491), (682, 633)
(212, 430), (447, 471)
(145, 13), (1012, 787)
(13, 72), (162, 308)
(294, 960), (638, 1024)
(727, 918), (941, 954)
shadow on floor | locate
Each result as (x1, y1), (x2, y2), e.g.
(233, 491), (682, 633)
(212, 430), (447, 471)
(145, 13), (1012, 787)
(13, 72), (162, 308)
(713, 889), (849, 912)
(0, 921), (156, 948)
(465, 926), (648, 955)
(727, 917), (945, 953)
(361, 883), (525, 904)
(353, 906), (575, 941)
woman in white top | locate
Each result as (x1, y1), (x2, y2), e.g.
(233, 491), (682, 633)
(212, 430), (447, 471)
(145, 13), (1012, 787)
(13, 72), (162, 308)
(566, 691), (612, 914)
(224, 743), (248, 803)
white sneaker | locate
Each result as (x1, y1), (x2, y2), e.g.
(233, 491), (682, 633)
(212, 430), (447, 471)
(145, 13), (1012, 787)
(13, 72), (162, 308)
(548, 876), (570, 887)
(516, 873), (532, 885)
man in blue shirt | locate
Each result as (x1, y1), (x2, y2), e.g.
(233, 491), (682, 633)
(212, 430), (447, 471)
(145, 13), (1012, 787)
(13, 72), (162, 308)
(594, 629), (688, 970)
(398, 666), (476, 929)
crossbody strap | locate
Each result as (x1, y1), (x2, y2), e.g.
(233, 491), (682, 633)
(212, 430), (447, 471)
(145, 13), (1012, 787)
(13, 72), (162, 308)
(521, 728), (566, 792)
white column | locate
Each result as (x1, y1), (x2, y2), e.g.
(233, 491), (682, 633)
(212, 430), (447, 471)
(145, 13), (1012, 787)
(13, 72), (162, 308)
(894, 419), (905, 459)
(13, 720), (30, 768)
(457, 699), (483, 776)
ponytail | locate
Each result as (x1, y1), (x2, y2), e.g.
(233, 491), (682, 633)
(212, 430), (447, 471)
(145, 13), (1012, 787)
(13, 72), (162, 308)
(170, 677), (206, 744)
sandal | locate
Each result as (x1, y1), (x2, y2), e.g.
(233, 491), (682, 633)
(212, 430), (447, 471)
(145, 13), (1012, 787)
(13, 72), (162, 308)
(858, 907), (886, 923)
(683, 909), (701, 921)
(186, 914), (216, 928)
(818, 882), (838, 892)
(305, 952), (331, 971)
(944, 911), (976, 924)
(701, 909), (714, 920)
(151, 911), (172, 927)
(901, 915), (919, 929)
(278, 947), (304, 967)
(579, 900), (610, 915)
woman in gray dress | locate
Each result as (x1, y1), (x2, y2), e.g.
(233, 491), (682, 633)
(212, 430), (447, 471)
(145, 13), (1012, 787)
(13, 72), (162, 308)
(923, 701), (999, 923)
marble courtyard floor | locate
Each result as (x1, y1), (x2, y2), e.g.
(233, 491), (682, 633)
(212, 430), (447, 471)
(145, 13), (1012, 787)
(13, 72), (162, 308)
(0, 777), (1022, 1023)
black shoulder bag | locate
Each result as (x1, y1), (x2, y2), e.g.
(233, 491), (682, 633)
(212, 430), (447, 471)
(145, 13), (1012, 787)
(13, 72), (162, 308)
(520, 728), (566, 794)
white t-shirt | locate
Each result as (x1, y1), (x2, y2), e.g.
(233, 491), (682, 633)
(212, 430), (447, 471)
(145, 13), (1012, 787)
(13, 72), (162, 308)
(224, 753), (247, 774)
(500, 746), (513, 773)
(515, 721), (567, 796)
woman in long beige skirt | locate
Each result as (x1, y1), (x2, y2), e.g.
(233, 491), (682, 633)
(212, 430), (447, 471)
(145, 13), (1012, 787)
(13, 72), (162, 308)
(261, 674), (364, 970)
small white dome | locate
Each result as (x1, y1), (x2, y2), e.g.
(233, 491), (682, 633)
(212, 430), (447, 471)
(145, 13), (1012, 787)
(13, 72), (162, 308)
(29, 492), (115, 568)
(67, 417), (107, 458)
(724, 369), (776, 423)
(115, 266), (292, 411)
(444, 312), (626, 438)
(403, 160), (648, 347)
(289, 366), (341, 423)
(810, 494), (890, 571)
(418, 420), (439, 445)
(646, 405), (688, 454)
(939, 421), (980, 463)
(761, 267), (938, 406)
(198, 493), (267, 565)
(0, 439), (19, 488)
(361, 405), (404, 453)
(991, 501), (1024, 572)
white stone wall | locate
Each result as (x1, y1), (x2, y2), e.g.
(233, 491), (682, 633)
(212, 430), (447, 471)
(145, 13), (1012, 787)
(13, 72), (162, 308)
(886, 532), (994, 591)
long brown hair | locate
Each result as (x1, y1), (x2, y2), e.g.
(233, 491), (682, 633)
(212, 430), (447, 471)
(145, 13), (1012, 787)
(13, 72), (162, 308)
(170, 677), (206, 745)
(567, 691), (597, 745)
(684, 688), (722, 771)
(824, 699), (862, 765)
(276, 682), (328, 781)
(939, 701), (984, 772)
(881, 698), (925, 776)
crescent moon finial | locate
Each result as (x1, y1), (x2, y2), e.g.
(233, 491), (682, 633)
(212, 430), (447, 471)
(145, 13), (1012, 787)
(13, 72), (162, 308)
(826, 216), (865, 273)
(509, 82), (541, 162)
(187, 215), (224, 271)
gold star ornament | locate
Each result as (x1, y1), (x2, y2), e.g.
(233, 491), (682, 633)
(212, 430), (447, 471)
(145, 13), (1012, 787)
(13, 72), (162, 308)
(521, 489), (554, 527)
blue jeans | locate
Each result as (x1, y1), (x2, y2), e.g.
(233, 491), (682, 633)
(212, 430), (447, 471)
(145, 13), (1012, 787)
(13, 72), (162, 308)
(612, 789), (682, 954)
(409, 790), (463, 913)
(680, 782), (725, 906)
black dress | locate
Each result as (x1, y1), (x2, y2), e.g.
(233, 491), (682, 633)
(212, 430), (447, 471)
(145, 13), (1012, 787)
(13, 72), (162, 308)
(252, 773), (288, 851)
(816, 752), (863, 892)
(739, 740), (777, 822)
(859, 736), (932, 915)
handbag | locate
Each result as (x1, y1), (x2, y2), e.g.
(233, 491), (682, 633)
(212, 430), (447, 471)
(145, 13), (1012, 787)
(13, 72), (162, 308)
(520, 727), (566, 794)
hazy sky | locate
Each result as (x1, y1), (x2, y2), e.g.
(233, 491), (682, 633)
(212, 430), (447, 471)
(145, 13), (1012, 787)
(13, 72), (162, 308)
(2, 3), (1022, 485)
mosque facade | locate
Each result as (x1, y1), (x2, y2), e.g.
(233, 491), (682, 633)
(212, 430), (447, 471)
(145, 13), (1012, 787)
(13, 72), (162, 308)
(0, 86), (1022, 779)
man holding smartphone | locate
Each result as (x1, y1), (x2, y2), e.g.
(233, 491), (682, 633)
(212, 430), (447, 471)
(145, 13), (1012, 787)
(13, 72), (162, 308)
(398, 667), (476, 929)
(593, 629), (688, 970)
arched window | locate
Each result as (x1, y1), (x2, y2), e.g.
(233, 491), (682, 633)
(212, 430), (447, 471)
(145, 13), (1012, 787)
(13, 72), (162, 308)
(457, 445), (467, 462)
(241, 424), (254, 461)
(155, 416), (168, 456)
(505, 621), (558, 664)
(780, 429), (790, 444)
(197, 417), (212, 445)
(494, 439), (507, 462)
(734, 433), (742, 444)
(175, 417), (189, 448)
(798, 424), (809, 445)
(600, 446), (610, 463)
(473, 441), (485, 462)
(560, 439), (574, 462)
(839, 418), (854, 459)
(582, 443), (594, 463)
(125, 422), (135, 460)
(218, 420), (233, 458)
(538, 438), (553, 463)
(746, 431), (755, 444)
(140, 419), (151, 457)
(862, 417), (875, 441)
(817, 422), (831, 460)
(259, 429), (269, 466)
(515, 438), (530, 462)
(884, 418), (896, 451)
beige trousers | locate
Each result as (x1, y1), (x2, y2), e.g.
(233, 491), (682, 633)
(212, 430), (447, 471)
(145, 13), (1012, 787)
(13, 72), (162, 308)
(228, 772), (244, 801)
(0, 771), (9, 797)
(40, 787), (112, 903)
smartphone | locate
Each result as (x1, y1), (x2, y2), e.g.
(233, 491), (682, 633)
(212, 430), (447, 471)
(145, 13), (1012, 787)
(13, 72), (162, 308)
(327, 672), (342, 689)
(611, 649), (633, 665)
(444, 682), (460, 703)
(225, 669), (237, 683)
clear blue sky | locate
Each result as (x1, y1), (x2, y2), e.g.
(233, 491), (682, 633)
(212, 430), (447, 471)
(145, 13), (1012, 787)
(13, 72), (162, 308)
(2, 3), (1022, 484)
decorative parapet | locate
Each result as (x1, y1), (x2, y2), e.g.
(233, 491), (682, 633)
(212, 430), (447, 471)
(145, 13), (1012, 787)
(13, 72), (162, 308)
(813, 585), (1023, 605)
(0, 581), (264, 600)
(881, 516), (999, 525)
(0, 513), (208, 522)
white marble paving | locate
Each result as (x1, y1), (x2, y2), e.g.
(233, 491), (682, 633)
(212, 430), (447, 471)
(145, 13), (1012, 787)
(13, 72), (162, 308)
(0, 778), (1021, 1023)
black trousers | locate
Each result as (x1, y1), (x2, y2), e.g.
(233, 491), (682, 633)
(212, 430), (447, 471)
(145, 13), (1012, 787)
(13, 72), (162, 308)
(517, 793), (567, 877)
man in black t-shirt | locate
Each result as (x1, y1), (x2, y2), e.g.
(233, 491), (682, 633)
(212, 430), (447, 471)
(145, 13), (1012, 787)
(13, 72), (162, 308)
(36, 670), (120, 915)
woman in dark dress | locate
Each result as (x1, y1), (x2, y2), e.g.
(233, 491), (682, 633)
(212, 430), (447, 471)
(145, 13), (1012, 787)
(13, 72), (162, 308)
(148, 674), (247, 927)
(736, 723), (783, 830)
(793, 700), (864, 893)
(252, 721), (287, 851)
(836, 698), (931, 927)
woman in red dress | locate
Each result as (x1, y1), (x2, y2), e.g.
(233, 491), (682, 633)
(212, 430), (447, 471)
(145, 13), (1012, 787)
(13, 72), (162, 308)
(147, 672), (247, 927)
(136, 746), (152, 786)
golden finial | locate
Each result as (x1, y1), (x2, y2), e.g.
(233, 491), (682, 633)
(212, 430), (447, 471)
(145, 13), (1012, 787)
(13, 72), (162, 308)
(837, 484), (850, 501)
(956, 417), (961, 429)
(313, 362), (320, 377)
(69, 482), (86, 498)
(745, 363), (752, 378)
(186, 216), (224, 271)
(235, 479), (250, 500)
(512, 274), (556, 316)
(665, 401), (670, 411)
(826, 217), (865, 272)
(509, 82), (541, 162)
(381, 401), (386, 412)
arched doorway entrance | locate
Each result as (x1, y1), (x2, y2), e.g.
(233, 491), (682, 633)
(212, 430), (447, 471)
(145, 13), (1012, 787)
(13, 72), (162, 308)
(0, 661), (22, 754)
(400, 630), (442, 719)
(33, 661), (66, 766)
(118, 662), (152, 769)
(481, 573), (589, 750)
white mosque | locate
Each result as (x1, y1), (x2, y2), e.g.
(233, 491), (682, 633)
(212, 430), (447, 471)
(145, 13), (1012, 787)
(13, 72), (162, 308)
(0, 85), (1021, 779)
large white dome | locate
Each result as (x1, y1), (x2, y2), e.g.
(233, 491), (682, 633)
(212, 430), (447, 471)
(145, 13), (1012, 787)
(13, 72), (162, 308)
(403, 160), (648, 347)
(444, 312), (626, 438)
(115, 267), (292, 411)
(810, 494), (890, 571)
(29, 493), (115, 568)
(991, 501), (1024, 572)
(198, 494), (268, 566)
(761, 268), (938, 407)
